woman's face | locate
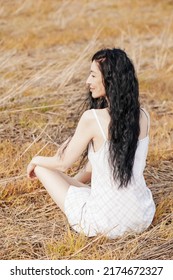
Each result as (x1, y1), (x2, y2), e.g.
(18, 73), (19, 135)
(86, 60), (106, 98)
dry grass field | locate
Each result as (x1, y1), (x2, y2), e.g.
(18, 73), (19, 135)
(0, 0), (173, 260)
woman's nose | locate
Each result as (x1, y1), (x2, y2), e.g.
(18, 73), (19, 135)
(86, 76), (89, 85)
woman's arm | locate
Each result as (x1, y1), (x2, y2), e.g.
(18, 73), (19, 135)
(73, 161), (92, 184)
(27, 110), (94, 178)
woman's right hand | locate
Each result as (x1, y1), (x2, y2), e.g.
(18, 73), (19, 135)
(27, 162), (37, 180)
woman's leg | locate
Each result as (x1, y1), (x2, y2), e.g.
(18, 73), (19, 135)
(58, 171), (91, 189)
(34, 166), (90, 213)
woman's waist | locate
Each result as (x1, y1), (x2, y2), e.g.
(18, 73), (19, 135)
(90, 175), (148, 192)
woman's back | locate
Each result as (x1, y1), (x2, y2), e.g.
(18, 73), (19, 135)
(91, 107), (149, 154)
(88, 108), (150, 188)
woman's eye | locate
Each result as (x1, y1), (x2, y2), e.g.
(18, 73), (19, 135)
(91, 75), (95, 78)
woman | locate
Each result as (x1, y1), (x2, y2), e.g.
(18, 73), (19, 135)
(27, 48), (156, 238)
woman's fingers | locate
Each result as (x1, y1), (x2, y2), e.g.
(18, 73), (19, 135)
(27, 162), (37, 179)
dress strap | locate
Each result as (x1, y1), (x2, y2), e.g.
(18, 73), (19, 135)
(92, 109), (107, 141)
(140, 108), (150, 136)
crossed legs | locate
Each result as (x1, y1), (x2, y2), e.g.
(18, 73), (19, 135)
(34, 166), (90, 213)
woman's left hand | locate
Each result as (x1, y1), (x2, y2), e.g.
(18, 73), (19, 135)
(27, 162), (37, 179)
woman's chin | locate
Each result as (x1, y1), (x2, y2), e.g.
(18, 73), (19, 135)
(91, 92), (99, 98)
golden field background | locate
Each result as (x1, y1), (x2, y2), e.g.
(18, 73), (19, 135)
(0, 0), (173, 259)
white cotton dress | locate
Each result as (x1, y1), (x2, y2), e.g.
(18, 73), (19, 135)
(64, 109), (156, 238)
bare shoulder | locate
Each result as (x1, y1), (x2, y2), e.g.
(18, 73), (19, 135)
(140, 107), (150, 123)
(139, 107), (150, 139)
(79, 109), (96, 138)
(80, 109), (95, 124)
(95, 108), (110, 120)
(82, 109), (93, 118)
(79, 109), (95, 128)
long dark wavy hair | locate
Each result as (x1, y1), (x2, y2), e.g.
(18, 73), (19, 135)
(60, 48), (140, 187)
(61, 48), (140, 188)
